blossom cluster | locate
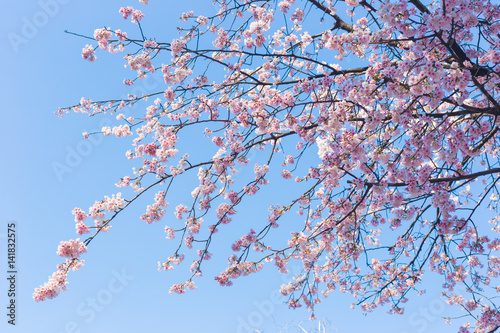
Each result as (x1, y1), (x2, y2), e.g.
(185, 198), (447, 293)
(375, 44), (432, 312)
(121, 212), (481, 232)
(57, 239), (87, 258)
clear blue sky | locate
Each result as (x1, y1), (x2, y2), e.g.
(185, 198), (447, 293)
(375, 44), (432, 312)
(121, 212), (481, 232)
(1, 1), (461, 332)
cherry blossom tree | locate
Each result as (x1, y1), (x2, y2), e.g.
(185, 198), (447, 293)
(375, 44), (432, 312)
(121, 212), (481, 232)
(35, 0), (500, 331)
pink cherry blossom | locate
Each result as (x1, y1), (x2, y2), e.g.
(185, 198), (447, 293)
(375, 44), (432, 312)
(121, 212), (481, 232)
(81, 45), (96, 62)
(38, 0), (500, 331)
(57, 239), (87, 258)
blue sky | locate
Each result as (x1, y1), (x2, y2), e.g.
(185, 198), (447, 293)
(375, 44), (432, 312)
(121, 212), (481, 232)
(1, 1), (463, 332)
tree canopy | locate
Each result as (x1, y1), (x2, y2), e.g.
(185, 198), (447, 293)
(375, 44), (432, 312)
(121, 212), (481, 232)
(34, 0), (500, 331)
